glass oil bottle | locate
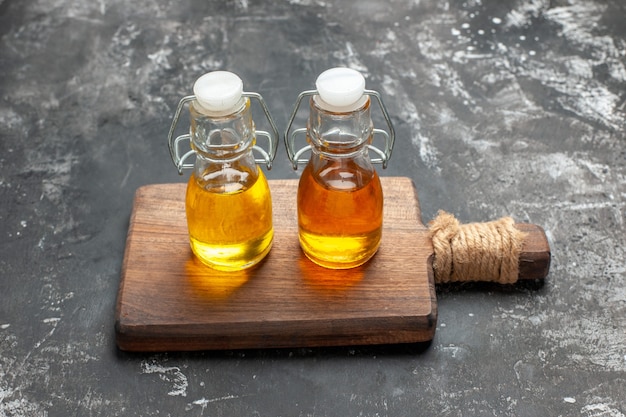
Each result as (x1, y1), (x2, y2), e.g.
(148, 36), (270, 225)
(285, 68), (395, 269)
(168, 71), (279, 271)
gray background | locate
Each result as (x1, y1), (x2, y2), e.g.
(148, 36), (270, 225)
(1, 0), (625, 416)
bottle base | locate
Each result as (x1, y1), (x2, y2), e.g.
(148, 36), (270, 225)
(298, 231), (381, 270)
(301, 249), (378, 270)
(189, 233), (273, 272)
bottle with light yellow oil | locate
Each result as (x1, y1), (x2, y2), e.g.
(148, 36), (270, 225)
(285, 68), (395, 269)
(167, 71), (279, 271)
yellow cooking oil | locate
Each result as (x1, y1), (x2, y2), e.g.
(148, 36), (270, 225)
(185, 164), (273, 271)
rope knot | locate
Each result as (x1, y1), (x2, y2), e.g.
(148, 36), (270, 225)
(428, 211), (527, 284)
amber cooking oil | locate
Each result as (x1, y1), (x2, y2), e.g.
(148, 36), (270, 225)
(297, 158), (383, 269)
(186, 165), (273, 271)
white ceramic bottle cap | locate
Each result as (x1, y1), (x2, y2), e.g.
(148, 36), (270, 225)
(193, 71), (244, 115)
(315, 67), (367, 112)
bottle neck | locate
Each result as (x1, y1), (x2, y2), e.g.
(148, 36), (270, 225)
(189, 97), (256, 164)
(307, 95), (373, 157)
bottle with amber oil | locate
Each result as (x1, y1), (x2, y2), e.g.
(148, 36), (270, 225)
(167, 71), (279, 271)
(285, 68), (395, 269)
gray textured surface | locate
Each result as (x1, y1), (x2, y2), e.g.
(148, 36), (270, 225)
(1, 0), (625, 416)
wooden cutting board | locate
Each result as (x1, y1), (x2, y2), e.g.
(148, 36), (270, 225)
(115, 177), (437, 352)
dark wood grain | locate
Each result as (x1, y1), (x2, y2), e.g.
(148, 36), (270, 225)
(115, 177), (438, 352)
(115, 177), (551, 351)
(516, 224), (551, 281)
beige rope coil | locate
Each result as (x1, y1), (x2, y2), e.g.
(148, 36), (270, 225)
(428, 211), (527, 284)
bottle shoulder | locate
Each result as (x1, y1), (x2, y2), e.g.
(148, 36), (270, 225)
(192, 161), (264, 194)
(303, 156), (379, 192)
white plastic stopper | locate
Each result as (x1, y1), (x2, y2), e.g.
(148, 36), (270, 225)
(193, 71), (244, 115)
(315, 67), (367, 112)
